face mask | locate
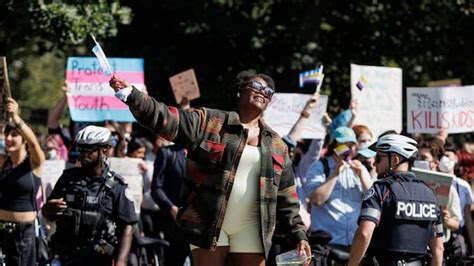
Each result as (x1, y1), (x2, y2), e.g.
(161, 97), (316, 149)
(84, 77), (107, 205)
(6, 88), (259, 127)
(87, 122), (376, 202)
(413, 160), (430, 170)
(358, 141), (372, 150)
(439, 156), (455, 173)
(47, 149), (58, 160)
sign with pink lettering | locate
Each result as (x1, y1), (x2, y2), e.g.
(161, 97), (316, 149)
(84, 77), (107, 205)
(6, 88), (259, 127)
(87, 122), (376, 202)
(264, 93), (328, 139)
(407, 86), (474, 134)
(65, 57), (145, 122)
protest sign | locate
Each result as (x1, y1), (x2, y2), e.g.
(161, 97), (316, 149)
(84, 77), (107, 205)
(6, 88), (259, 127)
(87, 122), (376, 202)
(427, 79), (461, 87)
(141, 161), (160, 211)
(65, 57), (145, 122)
(0, 57), (11, 122)
(350, 64), (403, 138)
(407, 86), (474, 134)
(264, 93), (328, 139)
(412, 167), (453, 206)
(169, 69), (200, 104)
(108, 157), (144, 214)
(42, 160), (66, 198)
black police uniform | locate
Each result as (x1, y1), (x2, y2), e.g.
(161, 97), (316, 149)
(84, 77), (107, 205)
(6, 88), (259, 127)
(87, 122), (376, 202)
(359, 172), (444, 266)
(48, 165), (137, 265)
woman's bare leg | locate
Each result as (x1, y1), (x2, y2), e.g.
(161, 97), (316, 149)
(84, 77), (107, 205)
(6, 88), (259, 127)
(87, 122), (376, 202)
(192, 246), (229, 266)
(230, 253), (265, 266)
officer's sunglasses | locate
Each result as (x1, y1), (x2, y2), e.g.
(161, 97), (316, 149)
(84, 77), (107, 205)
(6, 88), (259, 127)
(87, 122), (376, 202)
(76, 145), (99, 153)
(242, 80), (275, 98)
(375, 154), (390, 164)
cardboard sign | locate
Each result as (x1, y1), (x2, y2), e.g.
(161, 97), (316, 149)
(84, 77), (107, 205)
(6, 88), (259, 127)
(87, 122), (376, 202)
(407, 86), (474, 134)
(65, 57), (145, 122)
(412, 167), (454, 206)
(427, 79), (461, 88)
(0, 57), (11, 122)
(169, 69), (200, 104)
(264, 93), (328, 139)
(42, 160), (66, 198)
(108, 157), (144, 214)
(350, 64), (403, 138)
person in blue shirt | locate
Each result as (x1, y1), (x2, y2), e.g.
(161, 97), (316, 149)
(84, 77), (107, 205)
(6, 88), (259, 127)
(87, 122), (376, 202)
(304, 126), (373, 248)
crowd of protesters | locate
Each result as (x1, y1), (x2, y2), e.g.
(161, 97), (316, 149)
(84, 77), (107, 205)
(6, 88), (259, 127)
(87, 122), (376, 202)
(0, 69), (473, 266)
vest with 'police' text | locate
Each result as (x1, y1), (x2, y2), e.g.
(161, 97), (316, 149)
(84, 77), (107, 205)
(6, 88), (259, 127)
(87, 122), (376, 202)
(359, 172), (443, 255)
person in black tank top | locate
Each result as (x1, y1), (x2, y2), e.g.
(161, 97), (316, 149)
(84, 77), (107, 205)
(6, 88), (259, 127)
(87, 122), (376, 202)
(0, 98), (45, 266)
(349, 134), (444, 266)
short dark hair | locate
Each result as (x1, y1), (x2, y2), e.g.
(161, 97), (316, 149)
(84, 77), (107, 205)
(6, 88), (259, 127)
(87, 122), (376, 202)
(418, 139), (444, 160)
(127, 138), (147, 155)
(4, 122), (19, 136)
(229, 69), (275, 98)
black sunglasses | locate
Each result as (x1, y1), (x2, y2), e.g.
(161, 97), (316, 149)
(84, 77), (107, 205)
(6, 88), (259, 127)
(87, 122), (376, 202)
(243, 80), (275, 97)
(76, 145), (99, 153)
(375, 154), (390, 164)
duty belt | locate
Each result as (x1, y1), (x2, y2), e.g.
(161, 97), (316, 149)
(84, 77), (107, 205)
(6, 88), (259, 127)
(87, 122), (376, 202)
(373, 257), (423, 266)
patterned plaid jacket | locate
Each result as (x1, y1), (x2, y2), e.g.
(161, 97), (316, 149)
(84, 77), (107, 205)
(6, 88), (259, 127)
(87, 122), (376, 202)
(125, 88), (307, 257)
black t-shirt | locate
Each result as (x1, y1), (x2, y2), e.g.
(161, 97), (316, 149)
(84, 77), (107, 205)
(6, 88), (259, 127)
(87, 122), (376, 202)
(0, 157), (41, 212)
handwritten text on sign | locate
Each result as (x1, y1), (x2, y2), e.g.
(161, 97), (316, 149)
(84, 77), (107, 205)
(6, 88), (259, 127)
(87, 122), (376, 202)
(66, 57), (145, 122)
(407, 86), (474, 134)
(169, 69), (200, 104)
(351, 64), (403, 138)
(264, 93), (328, 139)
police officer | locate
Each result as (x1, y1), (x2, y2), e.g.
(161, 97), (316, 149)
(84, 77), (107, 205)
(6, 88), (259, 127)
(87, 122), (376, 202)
(348, 134), (444, 266)
(42, 126), (137, 266)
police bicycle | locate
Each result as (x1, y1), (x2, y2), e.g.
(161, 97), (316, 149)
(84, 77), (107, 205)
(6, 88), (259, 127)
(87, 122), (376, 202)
(307, 230), (350, 266)
(128, 232), (169, 266)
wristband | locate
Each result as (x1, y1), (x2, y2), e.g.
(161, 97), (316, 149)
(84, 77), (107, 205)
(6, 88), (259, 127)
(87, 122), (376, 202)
(14, 119), (25, 129)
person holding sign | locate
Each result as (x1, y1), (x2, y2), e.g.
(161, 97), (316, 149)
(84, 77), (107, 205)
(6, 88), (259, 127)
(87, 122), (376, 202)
(109, 70), (311, 266)
(348, 134), (444, 266)
(0, 98), (45, 265)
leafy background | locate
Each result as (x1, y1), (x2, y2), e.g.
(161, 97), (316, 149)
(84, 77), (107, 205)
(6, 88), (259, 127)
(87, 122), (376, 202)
(1, 0), (473, 129)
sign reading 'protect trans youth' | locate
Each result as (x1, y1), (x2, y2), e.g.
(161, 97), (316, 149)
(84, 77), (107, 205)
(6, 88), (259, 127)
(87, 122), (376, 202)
(65, 57), (145, 122)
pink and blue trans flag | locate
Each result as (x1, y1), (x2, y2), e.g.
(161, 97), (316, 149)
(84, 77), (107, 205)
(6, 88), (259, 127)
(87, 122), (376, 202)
(91, 35), (113, 76)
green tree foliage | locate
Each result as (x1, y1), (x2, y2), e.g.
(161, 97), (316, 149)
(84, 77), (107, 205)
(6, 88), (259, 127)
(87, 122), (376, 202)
(0, 0), (132, 55)
(1, 0), (473, 124)
(0, 0), (132, 123)
(109, 0), (473, 114)
(318, 0), (474, 111)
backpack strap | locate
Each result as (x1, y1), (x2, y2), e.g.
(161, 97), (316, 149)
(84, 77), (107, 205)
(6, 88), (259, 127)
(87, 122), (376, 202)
(321, 157), (330, 179)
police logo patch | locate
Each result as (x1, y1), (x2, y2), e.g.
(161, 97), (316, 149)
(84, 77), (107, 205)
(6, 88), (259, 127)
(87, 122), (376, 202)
(125, 188), (134, 202)
(362, 188), (375, 201)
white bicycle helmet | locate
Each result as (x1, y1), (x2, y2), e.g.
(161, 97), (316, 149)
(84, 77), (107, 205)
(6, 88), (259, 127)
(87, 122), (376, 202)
(369, 134), (418, 159)
(75, 125), (113, 147)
